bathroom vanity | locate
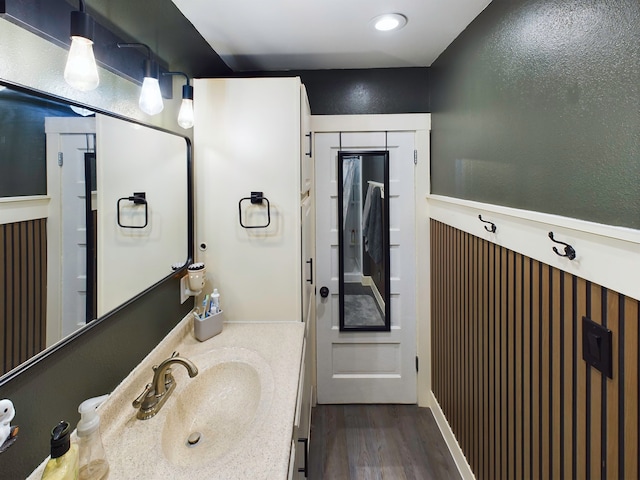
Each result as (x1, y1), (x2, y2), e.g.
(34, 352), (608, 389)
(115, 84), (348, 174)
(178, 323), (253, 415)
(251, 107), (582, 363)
(27, 316), (306, 479)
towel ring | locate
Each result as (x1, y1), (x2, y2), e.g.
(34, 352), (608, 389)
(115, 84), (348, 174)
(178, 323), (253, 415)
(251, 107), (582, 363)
(238, 191), (271, 229)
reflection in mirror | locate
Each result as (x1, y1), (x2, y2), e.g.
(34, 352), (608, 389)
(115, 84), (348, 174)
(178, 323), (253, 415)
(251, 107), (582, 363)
(338, 151), (390, 331)
(0, 83), (190, 379)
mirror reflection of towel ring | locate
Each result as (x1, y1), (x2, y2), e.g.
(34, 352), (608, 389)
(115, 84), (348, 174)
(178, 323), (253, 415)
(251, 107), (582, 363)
(117, 192), (148, 229)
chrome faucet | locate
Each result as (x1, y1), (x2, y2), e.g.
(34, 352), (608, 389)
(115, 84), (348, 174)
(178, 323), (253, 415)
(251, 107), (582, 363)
(132, 352), (198, 420)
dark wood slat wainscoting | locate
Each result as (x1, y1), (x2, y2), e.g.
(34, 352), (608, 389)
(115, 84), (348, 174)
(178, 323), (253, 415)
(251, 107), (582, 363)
(431, 220), (639, 480)
(0, 219), (47, 375)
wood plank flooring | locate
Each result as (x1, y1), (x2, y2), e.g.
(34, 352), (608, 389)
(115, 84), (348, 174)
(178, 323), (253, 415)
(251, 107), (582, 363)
(308, 405), (462, 480)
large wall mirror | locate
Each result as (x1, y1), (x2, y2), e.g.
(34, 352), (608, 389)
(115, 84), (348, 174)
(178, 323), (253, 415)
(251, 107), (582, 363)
(337, 151), (390, 331)
(0, 82), (191, 381)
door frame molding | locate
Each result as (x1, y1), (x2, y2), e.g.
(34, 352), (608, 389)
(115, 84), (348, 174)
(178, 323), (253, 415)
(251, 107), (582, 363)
(311, 114), (431, 405)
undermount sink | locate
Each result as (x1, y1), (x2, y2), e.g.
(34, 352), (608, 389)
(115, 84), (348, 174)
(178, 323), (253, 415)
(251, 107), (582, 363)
(160, 348), (274, 468)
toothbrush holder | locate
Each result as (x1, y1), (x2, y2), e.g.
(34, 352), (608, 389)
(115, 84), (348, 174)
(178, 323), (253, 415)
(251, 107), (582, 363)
(193, 310), (224, 342)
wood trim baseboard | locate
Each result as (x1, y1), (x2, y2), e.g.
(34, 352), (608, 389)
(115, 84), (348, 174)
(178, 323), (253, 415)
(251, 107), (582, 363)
(427, 389), (476, 480)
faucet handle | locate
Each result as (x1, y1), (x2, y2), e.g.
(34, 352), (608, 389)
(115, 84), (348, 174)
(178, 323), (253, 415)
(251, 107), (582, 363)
(132, 383), (153, 408)
(163, 368), (175, 389)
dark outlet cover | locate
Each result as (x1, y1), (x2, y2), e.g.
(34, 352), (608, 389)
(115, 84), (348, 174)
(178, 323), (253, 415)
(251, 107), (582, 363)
(582, 316), (613, 378)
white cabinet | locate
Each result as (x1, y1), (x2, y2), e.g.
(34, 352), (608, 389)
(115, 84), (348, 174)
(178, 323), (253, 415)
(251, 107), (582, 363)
(300, 84), (313, 195)
(194, 77), (313, 323)
(301, 195), (315, 322)
(194, 77), (315, 478)
(291, 324), (313, 479)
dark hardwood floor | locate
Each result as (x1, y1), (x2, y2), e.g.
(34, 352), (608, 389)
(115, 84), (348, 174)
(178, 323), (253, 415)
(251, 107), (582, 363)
(308, 405), (462, 480)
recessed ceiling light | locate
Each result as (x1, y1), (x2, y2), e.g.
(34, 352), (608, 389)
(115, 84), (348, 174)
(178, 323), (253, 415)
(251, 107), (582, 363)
(372, 13), (407, 32)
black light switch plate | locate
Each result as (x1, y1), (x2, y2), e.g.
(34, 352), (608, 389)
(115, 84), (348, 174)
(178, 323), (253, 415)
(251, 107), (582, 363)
(582, 316), (613, 378)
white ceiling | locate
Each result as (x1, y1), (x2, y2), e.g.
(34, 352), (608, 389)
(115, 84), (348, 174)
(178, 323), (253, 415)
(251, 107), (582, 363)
(171, 0), (492, 72)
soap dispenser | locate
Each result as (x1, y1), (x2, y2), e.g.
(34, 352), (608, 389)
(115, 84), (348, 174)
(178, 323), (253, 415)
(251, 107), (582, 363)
(41, 421), (78, 480)
(76, 395), (109, 480)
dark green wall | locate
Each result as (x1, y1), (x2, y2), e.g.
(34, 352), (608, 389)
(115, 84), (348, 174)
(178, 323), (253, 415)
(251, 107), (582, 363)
(431, 0), (640, 229)
(298, 68), (430, 115)
(0, 277), (192, 479)
(235, 67), (430, 115)
(0, 89), (77, 197)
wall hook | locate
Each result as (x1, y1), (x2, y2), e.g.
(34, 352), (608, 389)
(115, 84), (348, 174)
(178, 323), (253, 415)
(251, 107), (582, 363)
(548, 231), (576, 260)
(478, 214), (496, 233)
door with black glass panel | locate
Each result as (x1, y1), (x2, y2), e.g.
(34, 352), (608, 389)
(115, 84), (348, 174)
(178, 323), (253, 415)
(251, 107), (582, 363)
(315, 131), (417, 404)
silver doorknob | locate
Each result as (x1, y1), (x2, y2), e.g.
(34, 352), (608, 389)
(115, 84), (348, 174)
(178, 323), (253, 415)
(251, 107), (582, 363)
(320, 286), (329, 298)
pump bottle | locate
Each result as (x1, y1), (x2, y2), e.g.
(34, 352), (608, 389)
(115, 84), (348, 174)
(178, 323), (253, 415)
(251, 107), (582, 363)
(211, 288), (220, 314)
(77, 394), (110, 480)
(41, 421), (78, 480)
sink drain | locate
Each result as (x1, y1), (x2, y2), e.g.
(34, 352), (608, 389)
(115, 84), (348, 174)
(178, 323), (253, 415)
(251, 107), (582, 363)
(186, 431), (202, 447)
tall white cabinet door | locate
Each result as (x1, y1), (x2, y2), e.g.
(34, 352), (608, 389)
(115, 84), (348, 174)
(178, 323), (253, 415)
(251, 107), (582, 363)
(300, 85), (313, 195)
(301, 195), (315, 321)
(194, 77), (303, 322)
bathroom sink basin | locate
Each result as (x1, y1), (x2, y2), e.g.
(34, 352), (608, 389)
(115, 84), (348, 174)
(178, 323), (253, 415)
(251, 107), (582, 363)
(160, 349), (274, 468)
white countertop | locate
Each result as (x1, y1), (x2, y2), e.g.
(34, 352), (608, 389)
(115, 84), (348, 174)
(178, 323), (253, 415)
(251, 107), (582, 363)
(28, 316), (305, 480)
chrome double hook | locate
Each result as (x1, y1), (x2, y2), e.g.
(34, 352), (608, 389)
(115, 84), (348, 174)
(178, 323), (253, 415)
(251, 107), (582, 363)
(548, 231), (576, 260)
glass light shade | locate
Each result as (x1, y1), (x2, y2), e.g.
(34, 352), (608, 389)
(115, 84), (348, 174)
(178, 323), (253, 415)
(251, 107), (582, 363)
(177, 98), (194, 129)
(139, 77), (164, 115)
(64, 36), (99, 91)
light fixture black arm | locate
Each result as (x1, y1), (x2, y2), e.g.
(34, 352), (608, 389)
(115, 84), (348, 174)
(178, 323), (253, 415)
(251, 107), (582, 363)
(117, 42), (157, 79)
(162, 71), (193, 100)
(70, 0), (93, 41)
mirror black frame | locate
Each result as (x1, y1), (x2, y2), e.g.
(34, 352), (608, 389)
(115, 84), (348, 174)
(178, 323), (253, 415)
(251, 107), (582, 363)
(337, 150), (391, 332)
(0, 79), (194, 387)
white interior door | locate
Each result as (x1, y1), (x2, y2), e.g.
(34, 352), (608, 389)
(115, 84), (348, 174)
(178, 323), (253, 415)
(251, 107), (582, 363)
(60, 134), (93, 337)
(45, 117), (95, 346)
(315, 131), (417, 404)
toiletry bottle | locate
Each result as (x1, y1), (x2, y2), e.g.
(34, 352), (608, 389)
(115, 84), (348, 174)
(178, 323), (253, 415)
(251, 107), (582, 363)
(41, 421), (78, 480)
(211, 288), (220, 314)
(77, 395), (109, 480)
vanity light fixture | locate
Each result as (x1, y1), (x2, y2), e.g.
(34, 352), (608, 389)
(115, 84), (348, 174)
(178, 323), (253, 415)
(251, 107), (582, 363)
(117, 42), (164, 116)
(162, 71), (194, 129)
(372, 13), (408, 32)
(64, 0), (100, 91)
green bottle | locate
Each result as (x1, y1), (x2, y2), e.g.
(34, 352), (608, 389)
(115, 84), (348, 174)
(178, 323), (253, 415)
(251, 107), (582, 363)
(41, 421), (79, 480)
